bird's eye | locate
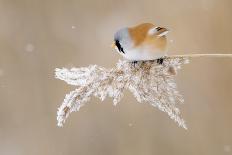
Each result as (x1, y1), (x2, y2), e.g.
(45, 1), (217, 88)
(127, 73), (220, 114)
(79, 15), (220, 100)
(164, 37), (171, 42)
(115, 40), (125, 54)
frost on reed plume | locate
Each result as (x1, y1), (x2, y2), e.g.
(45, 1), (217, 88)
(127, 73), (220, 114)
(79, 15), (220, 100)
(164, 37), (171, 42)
(55, 57), (189, 129)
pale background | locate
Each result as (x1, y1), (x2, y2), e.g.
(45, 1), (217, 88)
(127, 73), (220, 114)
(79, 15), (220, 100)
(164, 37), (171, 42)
(0, 0), (232, 155)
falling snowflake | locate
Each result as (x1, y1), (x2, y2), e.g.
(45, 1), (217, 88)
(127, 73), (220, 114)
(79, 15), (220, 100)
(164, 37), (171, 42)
(224, 145), (231, 153)
(25, 43), (35, 52)
(71, 26), (76, 29)
(55, 57), (189, 129)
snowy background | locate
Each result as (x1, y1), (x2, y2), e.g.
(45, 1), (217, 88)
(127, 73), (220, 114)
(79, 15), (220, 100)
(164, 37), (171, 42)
(0, 0), (232, 154)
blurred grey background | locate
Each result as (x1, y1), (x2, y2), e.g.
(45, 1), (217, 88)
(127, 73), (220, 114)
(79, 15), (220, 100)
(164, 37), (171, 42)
(0, 0), (232, 154)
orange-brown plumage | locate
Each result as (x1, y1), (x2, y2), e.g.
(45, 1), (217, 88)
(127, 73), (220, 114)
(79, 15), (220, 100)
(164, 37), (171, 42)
(129, 23), (167, 51)
(128, 23), (155, 46)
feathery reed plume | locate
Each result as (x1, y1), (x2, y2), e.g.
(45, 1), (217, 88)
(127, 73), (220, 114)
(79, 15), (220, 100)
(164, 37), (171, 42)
(55, 54), (232, 129)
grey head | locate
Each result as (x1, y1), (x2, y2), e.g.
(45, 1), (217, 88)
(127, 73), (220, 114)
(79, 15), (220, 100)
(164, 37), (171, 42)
(114, 27), (133, 54)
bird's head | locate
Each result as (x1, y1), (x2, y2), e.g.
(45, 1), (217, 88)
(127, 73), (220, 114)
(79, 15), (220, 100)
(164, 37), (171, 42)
(112, 27), (134, 54)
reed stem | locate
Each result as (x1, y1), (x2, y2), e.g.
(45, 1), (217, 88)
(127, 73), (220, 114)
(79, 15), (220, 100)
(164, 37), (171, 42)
(167, 54), (232, 58)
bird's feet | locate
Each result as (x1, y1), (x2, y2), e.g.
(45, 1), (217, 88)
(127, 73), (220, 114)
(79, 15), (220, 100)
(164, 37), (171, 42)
(157, 58), (164, 65)
(131, 61), (138, 67)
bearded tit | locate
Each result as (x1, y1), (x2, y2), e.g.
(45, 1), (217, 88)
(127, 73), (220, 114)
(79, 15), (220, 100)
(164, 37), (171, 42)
(112, 23), (169, 64)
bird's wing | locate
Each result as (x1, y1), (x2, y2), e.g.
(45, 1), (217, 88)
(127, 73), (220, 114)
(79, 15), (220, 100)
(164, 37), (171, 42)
(148, 26), (169, 37)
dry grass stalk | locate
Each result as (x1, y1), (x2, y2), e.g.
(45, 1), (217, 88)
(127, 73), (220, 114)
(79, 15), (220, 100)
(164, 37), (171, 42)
(55, 54), (232, 129)
(55, 56), (191, 129)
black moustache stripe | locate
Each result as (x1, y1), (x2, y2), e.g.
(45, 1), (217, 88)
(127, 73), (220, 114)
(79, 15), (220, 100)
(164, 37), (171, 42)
(115, 40), (125, 54)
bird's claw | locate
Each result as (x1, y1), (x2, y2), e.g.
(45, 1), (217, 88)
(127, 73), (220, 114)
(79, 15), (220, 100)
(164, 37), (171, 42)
(157, 58), (164, 65)
(131, 61), (138, 67)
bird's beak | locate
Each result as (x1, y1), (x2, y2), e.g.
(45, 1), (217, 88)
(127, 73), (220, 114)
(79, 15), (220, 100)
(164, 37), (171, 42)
(111, 41), (116, 49)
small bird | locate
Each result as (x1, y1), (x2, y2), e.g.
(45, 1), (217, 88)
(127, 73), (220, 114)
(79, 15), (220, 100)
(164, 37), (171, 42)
(112, 23), (169, 64)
